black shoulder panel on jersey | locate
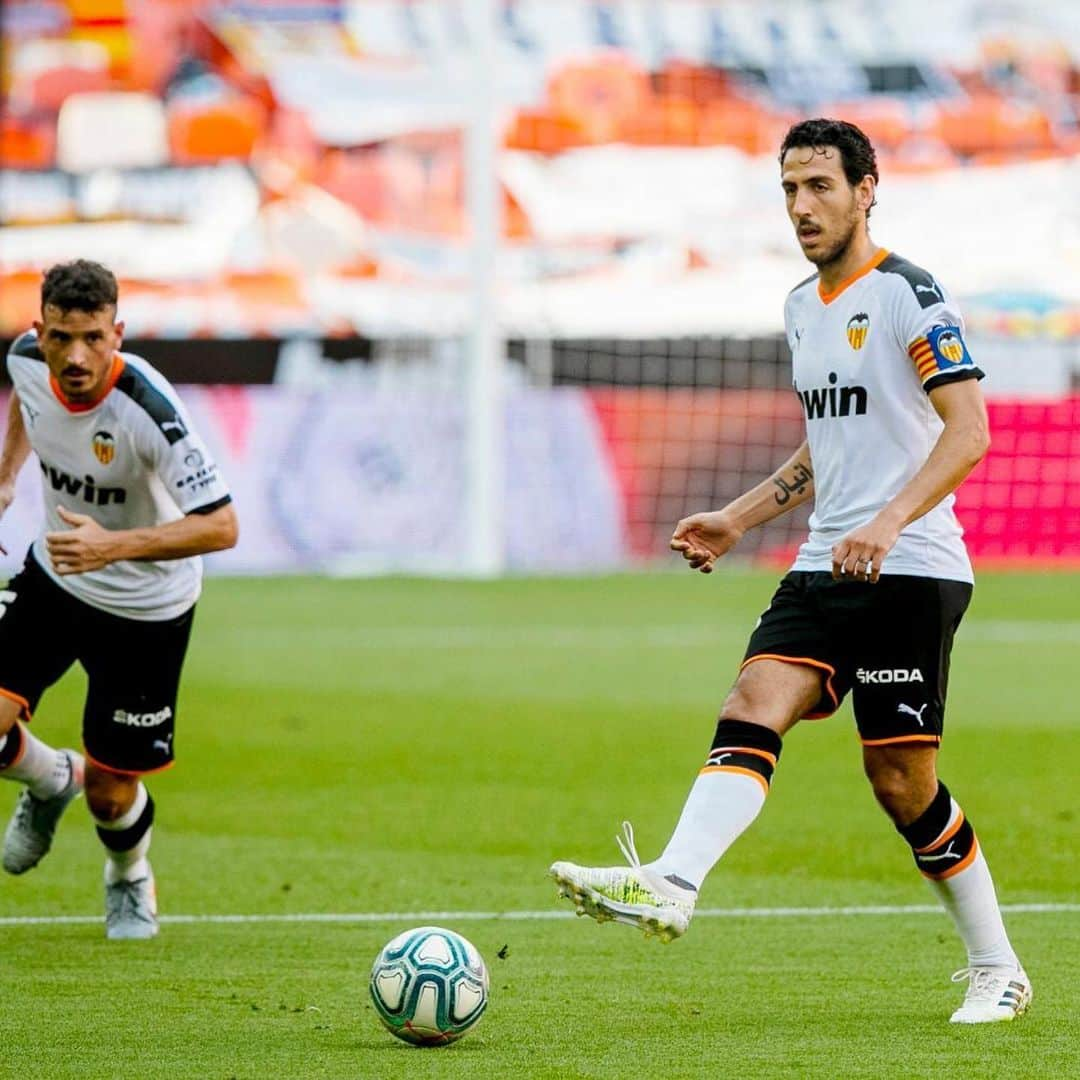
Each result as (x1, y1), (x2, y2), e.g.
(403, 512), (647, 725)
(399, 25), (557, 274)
(877, 254), (946, 310)
(788, 271), (819, 297)
(114, 366), (189, 445)
(8, 331), (43, 361)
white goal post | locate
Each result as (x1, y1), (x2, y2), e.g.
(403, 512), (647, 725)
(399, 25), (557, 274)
(463, 0), (505, 577)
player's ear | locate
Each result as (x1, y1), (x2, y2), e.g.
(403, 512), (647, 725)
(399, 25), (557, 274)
(113, 319), (125, 344)
(856, 175), (876, 213)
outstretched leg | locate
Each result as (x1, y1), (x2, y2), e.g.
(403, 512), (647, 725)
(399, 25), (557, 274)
(550, 660), (820, 941)
(0, 698), (84, 874)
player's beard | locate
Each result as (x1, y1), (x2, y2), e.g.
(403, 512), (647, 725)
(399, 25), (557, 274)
(803, 213), (860, 271)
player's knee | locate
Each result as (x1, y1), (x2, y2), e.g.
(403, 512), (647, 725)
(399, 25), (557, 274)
(718, 683), (758, 725)
(84, 767), (139, 822)
(86, 791), (127, 823)
(867, 766), (913, 816)
(719, 682), (794, 735)
(864, 748), (937, 825)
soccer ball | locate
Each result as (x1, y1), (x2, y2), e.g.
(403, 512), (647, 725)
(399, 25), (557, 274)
(369, 926), (489, 1046)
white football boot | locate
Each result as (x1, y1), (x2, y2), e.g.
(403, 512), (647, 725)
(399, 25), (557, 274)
(105, 866), (159, 941)
(550, 821), (696, 943)
(2, 749), (84, 874)
(949, 966), (1032, 1023)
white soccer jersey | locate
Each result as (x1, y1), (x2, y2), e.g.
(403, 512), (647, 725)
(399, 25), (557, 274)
(6, 331), (232, 620)
(783, 250), (984, 583)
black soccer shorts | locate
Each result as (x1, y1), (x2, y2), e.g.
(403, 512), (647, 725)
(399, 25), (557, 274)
(0, 551), (194, 774)
(743, 571), (972, 745)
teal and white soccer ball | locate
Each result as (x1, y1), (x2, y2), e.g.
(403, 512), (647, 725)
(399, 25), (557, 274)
(369, 926), (489, 1046)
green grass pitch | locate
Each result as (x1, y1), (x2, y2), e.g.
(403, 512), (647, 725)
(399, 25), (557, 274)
(2, 570), (1077, 1079)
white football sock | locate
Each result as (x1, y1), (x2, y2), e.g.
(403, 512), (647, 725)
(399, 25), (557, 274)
(95, 783), (153, 885)
(0, 722), (71, 799)
(646, 771), (768, 890)
(929, 846), (1019, 969)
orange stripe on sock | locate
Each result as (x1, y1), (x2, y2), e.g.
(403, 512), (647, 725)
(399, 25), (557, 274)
(922, 836), (979, 881)
(698, 764), (770, 795)
(915, 810), (966, 855)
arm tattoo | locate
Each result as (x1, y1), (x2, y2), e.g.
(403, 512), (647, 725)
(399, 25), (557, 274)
(773, 459), (814, 506)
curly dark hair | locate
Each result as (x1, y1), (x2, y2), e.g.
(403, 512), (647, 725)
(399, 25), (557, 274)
(41, 259), (118, 314)
(779, 118), (879, 217)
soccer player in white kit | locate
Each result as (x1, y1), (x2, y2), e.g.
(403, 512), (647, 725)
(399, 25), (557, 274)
(551, 120), (1031, 1023)
(0, 260), (237, 939)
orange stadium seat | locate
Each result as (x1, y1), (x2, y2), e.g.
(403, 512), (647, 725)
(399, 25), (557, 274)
(999, 107), (1058, 153)
(697, 100), (776, 153)
(818, 101), (912, 151)
(547, 56), (653, 144)
(0, 116), (56, 170)
(654, 62), (735, 106)
(624, 98), (700, 146)
(223, 270), (304, 310)
(168, 98), (267, 164)
(933, 94), (1060, 157)
(0, 273), (44, 331)
(504, 108), (588, 154)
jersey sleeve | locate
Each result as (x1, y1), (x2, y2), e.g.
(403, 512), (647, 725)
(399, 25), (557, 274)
(890, 275), (984, 394)
(153, 409), (232, 514)
(133, 389), (232, 515)
(5, 331), (43, 392)
(783, 292), (803, 379)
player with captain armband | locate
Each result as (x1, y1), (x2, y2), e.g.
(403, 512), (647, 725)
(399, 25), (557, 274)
(551, 119), (1030, 1025)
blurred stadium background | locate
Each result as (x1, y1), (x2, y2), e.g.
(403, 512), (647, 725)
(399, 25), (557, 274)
(4, 6), (1080, 1073)
(1, 0), (1078, 576)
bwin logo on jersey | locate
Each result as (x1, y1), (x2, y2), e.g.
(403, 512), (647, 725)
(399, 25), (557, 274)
(846, 312), (870, 350)
(39, 460), (126, 505)
(798, 372), (868, 420)
(92, 430), (116, 466)
(856, 668), (925, 684)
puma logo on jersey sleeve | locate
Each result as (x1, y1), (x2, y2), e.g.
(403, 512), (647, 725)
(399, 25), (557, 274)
(878, 254), (946, 310)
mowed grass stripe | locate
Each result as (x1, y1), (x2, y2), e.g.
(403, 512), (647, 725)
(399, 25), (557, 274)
(211, 619), (1080, 649)
(3, 902), (1078, 927)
